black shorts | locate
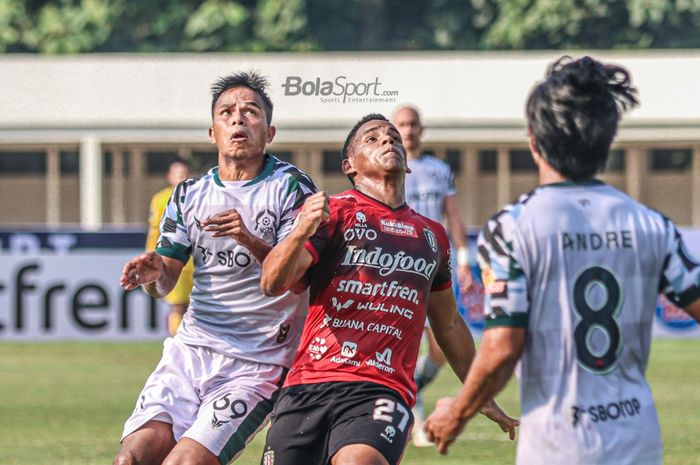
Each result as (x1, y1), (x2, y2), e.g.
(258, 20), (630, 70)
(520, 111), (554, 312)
(260, 381), (414, 465)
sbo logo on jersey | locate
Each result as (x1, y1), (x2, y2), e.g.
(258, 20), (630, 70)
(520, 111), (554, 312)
(217, 250), (252, 268)
(341, 245), (436, 278)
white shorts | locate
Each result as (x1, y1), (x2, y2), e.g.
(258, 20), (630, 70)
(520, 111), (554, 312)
(122, 338), (286, 464)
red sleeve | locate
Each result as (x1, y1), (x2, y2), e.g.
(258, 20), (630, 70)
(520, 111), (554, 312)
(430, 222), (453, 292)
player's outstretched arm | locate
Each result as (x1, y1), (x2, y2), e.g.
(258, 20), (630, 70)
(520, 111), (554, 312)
(120, 251), (184, 299)
(425, 326), (524, 454)
(202, 209), (272, 264)
(443, 195), (473, 293)
(261, 192), (329, 296)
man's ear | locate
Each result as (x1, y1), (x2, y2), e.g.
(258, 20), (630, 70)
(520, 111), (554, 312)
(208, 127), (216, 144)
(267, 125), (276, 143)
(342, 157), (356, 179)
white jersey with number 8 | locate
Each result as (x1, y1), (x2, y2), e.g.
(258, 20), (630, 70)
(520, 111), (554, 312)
(477, 180), (700, 465)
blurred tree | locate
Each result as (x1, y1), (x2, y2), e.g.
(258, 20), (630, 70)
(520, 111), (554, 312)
(3, 0), (700, 53)
(485, 0), (700, 49)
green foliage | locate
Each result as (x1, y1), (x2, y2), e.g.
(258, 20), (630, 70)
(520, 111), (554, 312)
(3, 0), (700, 52)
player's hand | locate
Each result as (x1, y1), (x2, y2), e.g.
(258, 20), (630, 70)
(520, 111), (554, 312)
(295, 192), (330, 238)
(424, 397), (465, 455)
(457, 264), (474, 294)
(203, 209), (255, 245)
(480, 398), (519, 440)
(120, 251), (163, 291)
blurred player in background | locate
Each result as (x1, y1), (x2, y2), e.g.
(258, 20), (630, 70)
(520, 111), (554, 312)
(259, 114), (516, 465)
(425, 56), (700, 464)
(114, 71), (315, 465)
(146, 159), (194, 336)
(391, 105), (473, 446)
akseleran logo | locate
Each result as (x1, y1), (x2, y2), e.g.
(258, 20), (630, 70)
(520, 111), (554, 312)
(281, 76), (399, 103)
(341, 245), (436, 278)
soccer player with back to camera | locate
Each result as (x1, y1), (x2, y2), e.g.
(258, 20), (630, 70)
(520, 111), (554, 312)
(425, 56), (700, 464)
(259, 114), (518, 465)
(115, 71), (315, 465)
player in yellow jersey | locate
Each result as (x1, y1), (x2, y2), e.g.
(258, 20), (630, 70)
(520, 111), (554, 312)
(146, 159), (194, 335)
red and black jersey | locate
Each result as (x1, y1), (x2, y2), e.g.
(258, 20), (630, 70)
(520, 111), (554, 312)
(284, 189), (452, 406)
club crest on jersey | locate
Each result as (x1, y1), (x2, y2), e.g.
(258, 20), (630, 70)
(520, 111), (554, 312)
(355, 211), (367, 223)
(255, 209), (278, 241)
(423, 228), (438, 253)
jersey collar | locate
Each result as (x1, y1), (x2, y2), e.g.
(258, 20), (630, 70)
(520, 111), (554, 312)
(212, 154), (275, 188)
(542, 179), (605, 188)
(351, 188), (409, 212)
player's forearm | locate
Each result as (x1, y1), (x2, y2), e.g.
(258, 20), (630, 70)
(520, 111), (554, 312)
(141, 260), (180, 299)
(261, 228), (310, 296)
(238, 234), (273, 265)
(445, 196), (468, 250)
(142, 274), (176, 299)
(450, 350), (519, 423)
(430, 312), (477, 381)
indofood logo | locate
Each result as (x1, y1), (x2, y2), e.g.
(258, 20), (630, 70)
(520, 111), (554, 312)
(341, 245), (436, 278)
(281, 76), (399, 104)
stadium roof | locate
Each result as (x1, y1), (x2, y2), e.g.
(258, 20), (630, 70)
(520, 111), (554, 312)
(2, 50), (700, 145)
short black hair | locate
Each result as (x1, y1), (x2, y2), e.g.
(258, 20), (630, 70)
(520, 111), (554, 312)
(342, 113), (390, 160)
(210, 71), (274, 124)
(526, 56), (638, 181)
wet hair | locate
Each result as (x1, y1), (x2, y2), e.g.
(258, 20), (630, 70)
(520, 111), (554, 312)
(341, 113), (390, 185)
(526, 56), (638, 181)
(210, 71), (274, 124)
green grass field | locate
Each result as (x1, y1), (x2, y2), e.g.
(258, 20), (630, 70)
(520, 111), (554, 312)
(1, 339), (699, 465)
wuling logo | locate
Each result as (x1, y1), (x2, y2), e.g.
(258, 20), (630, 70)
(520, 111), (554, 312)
(281, 76), (399, 104)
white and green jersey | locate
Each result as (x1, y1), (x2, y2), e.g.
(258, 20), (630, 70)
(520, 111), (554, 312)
(156, 154), (316, 368)
(477, 180), (700, 465)
(405, 154), (456, 223)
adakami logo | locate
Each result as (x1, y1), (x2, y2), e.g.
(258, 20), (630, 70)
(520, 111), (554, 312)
(341, 245), (436, 278)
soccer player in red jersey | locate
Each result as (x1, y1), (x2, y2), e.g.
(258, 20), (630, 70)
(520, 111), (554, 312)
(259, 114), (518, 465)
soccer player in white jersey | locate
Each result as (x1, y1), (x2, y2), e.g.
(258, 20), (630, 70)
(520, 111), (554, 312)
(114, 72), (315, 465)
(391, 105), (473, 446)
(425, 56), (700, 464)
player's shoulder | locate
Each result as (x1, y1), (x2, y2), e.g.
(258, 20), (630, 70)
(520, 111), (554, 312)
(329, 189), (362, 208)
(266, 154), (316, 190)
(407, 208), (449, 242)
